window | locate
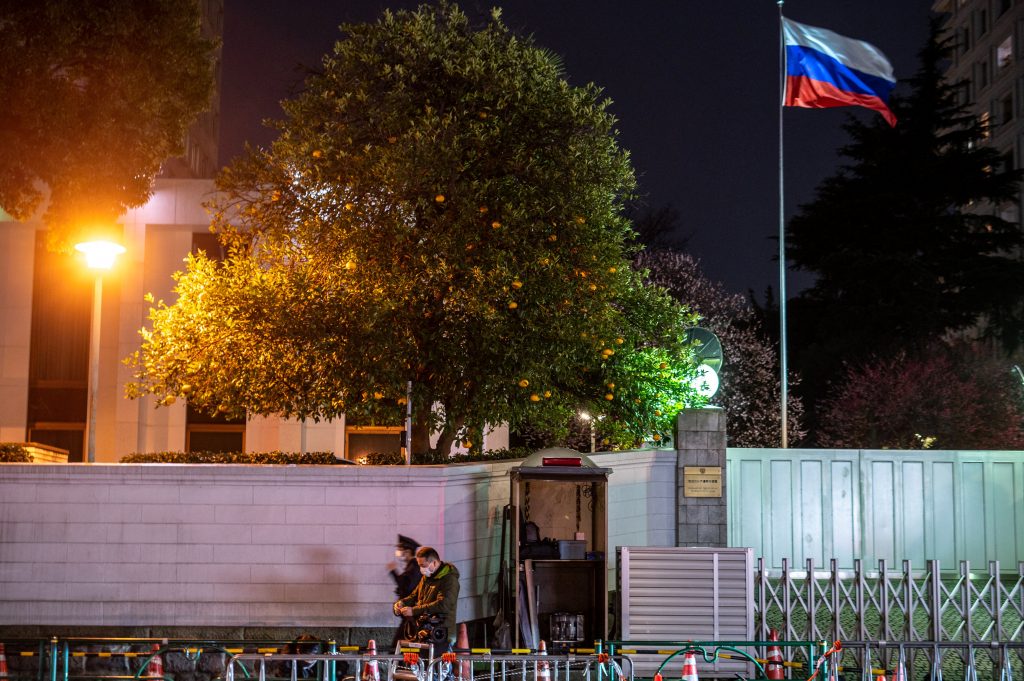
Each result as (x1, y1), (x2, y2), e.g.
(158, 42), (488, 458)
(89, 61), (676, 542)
(1001, 92), (1015, 124)
(977, 8), (989, 38)
(183, 232), (245, 453)
(979, 59), (991, 89)
(185, 403), (245, 453)
(345, 426), (403, 462)
(957, 80), (973, 106)
(998, 0), (1013, 16)
(998, 35), (1014, 69)
(26, 232), (91, 461)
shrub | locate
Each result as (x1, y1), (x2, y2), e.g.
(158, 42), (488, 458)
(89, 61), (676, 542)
(0, 443), (32, 462)
(120, 450), (344, 464)
(364, 447), (532, 466)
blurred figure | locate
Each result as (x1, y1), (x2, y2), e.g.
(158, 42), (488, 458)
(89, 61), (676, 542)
(388, 534), (421, 650)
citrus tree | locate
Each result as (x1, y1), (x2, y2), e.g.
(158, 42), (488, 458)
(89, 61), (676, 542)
(127, 3), (704, 455)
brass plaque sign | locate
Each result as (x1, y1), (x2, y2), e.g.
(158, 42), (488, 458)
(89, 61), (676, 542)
(683, 466), (722, 497)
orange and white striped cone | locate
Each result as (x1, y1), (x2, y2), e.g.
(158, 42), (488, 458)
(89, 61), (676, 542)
(535, 640), (551, 681)
(890, 659), (906, 681)
(765, 629), (784, 680)
(457, 623), (470, 680)
(681, 652), (698, 681)
(362, 639), (380, 681)
(0, 642), (9, 680)
(146, 644), (163, 680)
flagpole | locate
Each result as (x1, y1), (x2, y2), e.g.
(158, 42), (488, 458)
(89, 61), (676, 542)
(777, 0), (789, 449)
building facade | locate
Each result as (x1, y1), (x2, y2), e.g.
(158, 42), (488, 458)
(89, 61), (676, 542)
(935, 0), (1024, 222)
(0, 181), (508, 462)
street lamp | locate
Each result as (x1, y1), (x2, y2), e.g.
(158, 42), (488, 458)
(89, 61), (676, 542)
(75, 239), (126, 463)
(579, 411), (596, 453)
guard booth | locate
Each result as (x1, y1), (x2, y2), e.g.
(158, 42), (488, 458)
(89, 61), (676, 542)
(507, 448), (610, 649)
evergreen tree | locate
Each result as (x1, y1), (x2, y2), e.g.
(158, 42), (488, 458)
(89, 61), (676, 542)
(786, 21), (1024, 435)
(127, 3), (704, 456)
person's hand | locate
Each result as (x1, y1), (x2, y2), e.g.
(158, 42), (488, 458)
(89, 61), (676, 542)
(401, 607), (414, 617)
(393, 602), (403, 617)
(386, 561), (397, 572)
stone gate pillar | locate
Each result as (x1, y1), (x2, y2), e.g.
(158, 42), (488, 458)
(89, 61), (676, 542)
(676, 407), (727, 546)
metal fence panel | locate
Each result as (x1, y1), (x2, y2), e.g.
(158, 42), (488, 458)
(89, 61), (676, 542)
(728, 448), (1024, 568)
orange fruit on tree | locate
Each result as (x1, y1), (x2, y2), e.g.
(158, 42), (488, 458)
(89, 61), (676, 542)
(435, 194), (445, 203)
(530, 394), (540, 402)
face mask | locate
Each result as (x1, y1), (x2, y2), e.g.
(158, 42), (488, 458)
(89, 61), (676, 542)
(420, 565), (434, 577)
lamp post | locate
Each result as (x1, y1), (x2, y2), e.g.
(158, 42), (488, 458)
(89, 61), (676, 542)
(579, 411), (596, 453)
(75, 239), (126, 463)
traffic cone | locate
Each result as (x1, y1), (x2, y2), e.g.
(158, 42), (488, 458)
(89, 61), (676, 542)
(361, 639), (380, 681)
(890, 660), (906, 681)
(681, 652), (698, 681)
(535, 640), (551, 681)
(765, 629), (784, 680)
(457, 623), (470, 680)
(146, 644), (163, 680)
(0, 642), (9, 680)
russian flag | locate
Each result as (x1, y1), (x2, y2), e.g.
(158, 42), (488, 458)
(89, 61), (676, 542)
(783, 18), (897, 126)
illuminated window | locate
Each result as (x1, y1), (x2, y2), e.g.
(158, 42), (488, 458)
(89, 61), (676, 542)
(998, 36), (1014, 69)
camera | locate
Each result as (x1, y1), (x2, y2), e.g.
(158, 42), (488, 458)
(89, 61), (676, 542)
(415, 613), (448, 643)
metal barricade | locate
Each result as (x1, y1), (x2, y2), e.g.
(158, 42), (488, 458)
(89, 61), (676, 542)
(607, 639), (834, 680)
(226, 648), (631, 681)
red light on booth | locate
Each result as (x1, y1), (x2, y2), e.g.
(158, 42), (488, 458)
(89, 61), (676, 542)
(542, 457), (582, 467)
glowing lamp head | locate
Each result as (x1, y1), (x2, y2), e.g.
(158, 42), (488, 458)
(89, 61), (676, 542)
(690, 363), (720, 399)
(75, 240), (126, 270)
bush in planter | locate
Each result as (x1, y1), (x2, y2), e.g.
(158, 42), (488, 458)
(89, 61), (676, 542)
(0, 443), (32, 462)
(363, 447), (531, 465)
(120, 450), (345, 464)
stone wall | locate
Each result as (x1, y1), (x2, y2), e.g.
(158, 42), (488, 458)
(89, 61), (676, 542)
(0, 450), (678, 631)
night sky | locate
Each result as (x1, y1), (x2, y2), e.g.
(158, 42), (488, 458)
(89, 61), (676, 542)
(220, 0), (934, 297)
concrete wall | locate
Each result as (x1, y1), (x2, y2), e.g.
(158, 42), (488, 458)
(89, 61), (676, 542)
(0, 450), (677, 628)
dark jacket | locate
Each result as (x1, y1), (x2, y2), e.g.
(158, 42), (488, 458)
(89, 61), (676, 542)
(391, 560), (421, 599)
(396, 562), (460, 641)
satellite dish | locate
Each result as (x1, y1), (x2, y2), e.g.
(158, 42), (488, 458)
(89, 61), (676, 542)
(684, 327), (723, 399)
(684, 327), (723, 373)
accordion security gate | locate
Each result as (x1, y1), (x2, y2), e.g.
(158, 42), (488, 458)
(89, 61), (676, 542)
(756, 557), (1024, 679)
